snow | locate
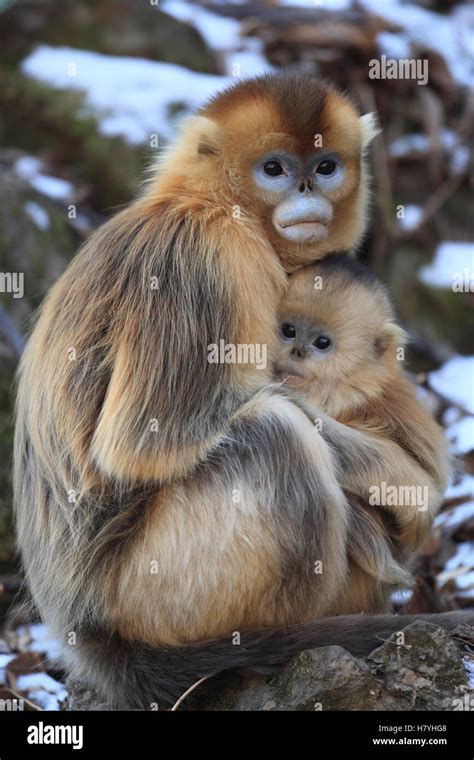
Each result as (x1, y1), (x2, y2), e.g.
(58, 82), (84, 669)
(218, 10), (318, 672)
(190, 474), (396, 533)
(227, 41), (275, 79)
(451, 144), (470, 174)
(444, 475), (474, 501)
(429, 356), (474, 414)
(435, 502), (474, 532)
(163, 1), (241, 51)
(16, 672), (67, 711)
(15, 155), (74, 201)
(15, 156), (42, 178)
(455, 570), (474, 590)
(22, 46), (232, 144)
(389, 130), (470, 173)
(24, 201), (50, 230)
(162, 0), (272, 77)
(447, 416), (474, 455)
(444, 541), (474, 571)
(0, 653), (16, 668)
(389, 134), (429, 158)
(7, 626), (66, 709)
(281, 0), (351, 7)
(16, 671), (65, 694)
(0, 653), (16, 685)
(457, 589), (474, 601)
(443, 406), (462, 427)
(361, 0), (474, 87)
(30, 175), (73, 201)
(26, 690), (64, 711)
(398, 204), (422, 232)
(391, 588), (413, 606)
(16, 623), (62, 662)
(377, 31), (411, 60)
(465, 658), (474, 688)
(420, 242), (474, 289)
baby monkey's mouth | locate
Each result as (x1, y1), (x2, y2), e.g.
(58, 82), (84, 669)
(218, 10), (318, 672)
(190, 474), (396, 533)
(273, 362), (307, 385)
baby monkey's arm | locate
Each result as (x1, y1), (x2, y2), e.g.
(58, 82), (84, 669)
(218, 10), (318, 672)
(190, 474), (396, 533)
(292, 395), (448, 549)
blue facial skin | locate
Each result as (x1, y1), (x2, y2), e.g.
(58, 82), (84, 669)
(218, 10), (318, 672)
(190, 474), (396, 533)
(253, 151), (344, 193)
(280, 319), (335, 364)
(252, 151), (345, 243)
(273, 318), (334, 387)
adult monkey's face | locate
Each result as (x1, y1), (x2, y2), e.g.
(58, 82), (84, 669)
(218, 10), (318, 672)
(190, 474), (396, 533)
(253, 150), (343, 245)
(197, 71), (379, 271)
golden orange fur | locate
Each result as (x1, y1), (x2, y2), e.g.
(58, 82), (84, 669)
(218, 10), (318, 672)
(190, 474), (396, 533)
(276, 257), (449, 551)
(13, 73), (462, 709)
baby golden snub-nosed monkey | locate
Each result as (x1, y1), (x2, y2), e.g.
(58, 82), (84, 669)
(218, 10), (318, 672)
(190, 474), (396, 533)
(14, 71), (468, 709)
(275, 254), (450, 556)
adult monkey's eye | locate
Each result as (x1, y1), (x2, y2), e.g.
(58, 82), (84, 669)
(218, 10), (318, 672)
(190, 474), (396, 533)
(316, 160), (337, 176)
(313, 335), (331, 350)
(281, 323), (296, 338)
(264, 160), (284, 176)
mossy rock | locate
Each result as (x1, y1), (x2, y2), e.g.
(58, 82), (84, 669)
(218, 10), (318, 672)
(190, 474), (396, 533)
(0, 0), (219, 74)
(388, 245), (474, 357)
(0, 68), (147, 211)
(0, 163), (78, 318)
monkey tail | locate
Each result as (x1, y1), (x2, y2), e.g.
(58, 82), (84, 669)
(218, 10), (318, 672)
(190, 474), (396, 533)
(74, 610), (473, 709)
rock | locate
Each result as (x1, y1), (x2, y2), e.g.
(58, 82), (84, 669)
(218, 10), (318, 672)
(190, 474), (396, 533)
(65, 680), (114, 712)
(0, 157), (78, 318)
(1, 0), (219, 74)
(367, 621), (469, 710)
(0, 70), (146, 211)
(388, 244), (474, 358)
(197, 647), (393, 711)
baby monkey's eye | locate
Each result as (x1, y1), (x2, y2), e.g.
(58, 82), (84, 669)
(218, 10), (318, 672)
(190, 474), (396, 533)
(313, 335), (331, 350)
(281, 322), (296, 338)
(264, 160), (284, 177)
(316, 160), (337, 176)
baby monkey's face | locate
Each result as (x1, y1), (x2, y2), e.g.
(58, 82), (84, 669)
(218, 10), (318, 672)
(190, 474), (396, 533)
(275, 316), (336, 388)
(274, 258), (403, 395)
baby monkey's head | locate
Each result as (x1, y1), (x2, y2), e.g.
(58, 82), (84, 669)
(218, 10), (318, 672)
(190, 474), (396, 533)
(275, 255), (407, 413)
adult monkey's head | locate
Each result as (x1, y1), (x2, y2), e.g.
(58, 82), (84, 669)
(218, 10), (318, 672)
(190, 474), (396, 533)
(153, 71), (379, 272)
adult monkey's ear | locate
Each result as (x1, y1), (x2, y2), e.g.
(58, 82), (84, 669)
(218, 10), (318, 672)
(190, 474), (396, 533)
(157, 115), (224, 164)
(196, 116), (224, 156)
(359, 113), (381, 150)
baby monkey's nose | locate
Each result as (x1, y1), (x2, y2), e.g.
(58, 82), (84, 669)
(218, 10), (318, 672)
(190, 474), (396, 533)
(290, 346), (306, 359)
